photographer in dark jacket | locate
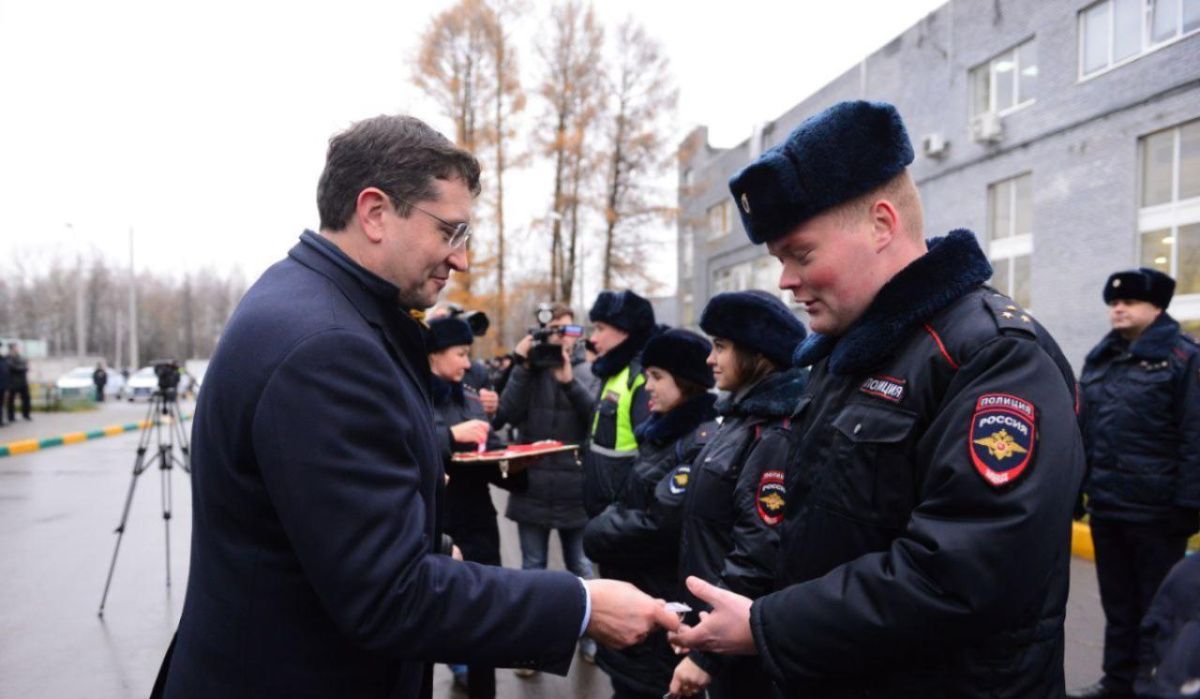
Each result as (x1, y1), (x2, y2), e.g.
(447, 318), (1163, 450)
(584, 329), (718, 698)
(1071, 268), (1200, 699)
(670, 291), (808, 699)
(495, 303), (599, 671)
(428, 316), (528, 698)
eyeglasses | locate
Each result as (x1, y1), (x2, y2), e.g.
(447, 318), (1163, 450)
(393, 197), (471, 249)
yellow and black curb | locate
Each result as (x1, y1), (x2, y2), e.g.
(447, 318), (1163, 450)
(0, 414), (190, 459)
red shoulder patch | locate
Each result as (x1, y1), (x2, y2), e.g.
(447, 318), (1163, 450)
(756, 470), (786, 525)
(969, 393), (1036, 487)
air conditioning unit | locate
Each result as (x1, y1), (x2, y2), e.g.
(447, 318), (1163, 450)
(970, 111), (1004, 144)
(922, 133), (948, 159)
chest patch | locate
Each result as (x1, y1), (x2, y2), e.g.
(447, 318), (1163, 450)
(668, 464), (691, 494)
(756, 470), (786, 526)
(969, 393), (1036, 487)
(859, 374), (906, 403)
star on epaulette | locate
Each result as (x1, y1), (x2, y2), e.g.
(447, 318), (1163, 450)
(984, 293), (1036, 337)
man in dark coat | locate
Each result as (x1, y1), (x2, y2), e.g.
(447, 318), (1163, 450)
(669, 100), (1084, 698)
(6, 342), (31, 422)
(1070, 268), (1200, 699)
(93, 363), (108, 402)
(0, 350), (8, 427)
(157, 114), (676, 699)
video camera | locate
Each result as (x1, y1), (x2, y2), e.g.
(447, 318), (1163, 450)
(151, 358), (181, 394)
(527, 303), (584, 370)
(443, 303), (490, 337)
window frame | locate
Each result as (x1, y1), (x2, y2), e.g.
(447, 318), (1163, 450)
(707, 200), (732, 241)
(1078, 0), (1200, 81)
(986, 172), (1035, 309)
(970, 38), (1038, 118)
(1137, 120), (1200, 319)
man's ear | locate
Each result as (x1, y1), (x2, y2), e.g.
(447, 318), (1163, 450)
(869, 198), (901, 253)
(356, 188), (390, 243)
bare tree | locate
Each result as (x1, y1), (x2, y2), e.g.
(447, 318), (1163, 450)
(534, 0), (604, 304)
(599, 17), (678, 291)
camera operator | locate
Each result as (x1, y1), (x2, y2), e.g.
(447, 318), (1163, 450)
(495, 302), (598, 670)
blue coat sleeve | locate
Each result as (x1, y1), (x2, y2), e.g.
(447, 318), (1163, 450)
(251, 330), (585, 670)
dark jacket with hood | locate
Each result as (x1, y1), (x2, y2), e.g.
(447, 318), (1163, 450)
(582, 393), (718, 694)
(678, 366), (808, 693)
(430, 376), (526, 564)
(1079, 312), (1200, 529)
(754, 231), (1084, 699)
(496, 350), (595, 530)
(582, 333), (655, 518)
(161, 231), (586, 699)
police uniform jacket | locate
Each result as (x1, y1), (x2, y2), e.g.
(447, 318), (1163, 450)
(1135, 554), (1200, 698)
(430, 376), (527, 564)
(753, 231), (1084, 698)
(582, 393), (718, 694)
(582, 348), (653, 518)
(1079, 312), (1200, 528)
(495, 358), (594, 530)
(678, 366), (807, 681)
(162, 231), (587, 699)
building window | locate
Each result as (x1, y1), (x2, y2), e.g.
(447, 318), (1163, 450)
(710, 257), (796, 307)
(680, 227), (694, 280)
(987, 173), (1034, 308)
(1139, 121), (1200, 321)
(1079, 0), (1200, 78)
(707, 200), (732, 240)
(970, 39), (1038, 117)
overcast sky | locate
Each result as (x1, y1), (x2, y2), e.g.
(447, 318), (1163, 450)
(0, 0), (945, 294)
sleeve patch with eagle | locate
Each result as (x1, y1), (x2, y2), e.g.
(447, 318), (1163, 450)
(756, 470), (786, 525)
(969, 393), (1036, 487)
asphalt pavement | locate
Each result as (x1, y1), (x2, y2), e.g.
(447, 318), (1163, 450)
(0, 404), (1105, 698)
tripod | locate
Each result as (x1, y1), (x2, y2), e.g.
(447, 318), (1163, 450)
(98, 386), (191, 617)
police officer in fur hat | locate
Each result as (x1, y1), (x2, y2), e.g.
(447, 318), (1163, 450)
(668, 100), (1084, 697)
(583, 290), (657, 520)
(1070, 268), (1200, 699)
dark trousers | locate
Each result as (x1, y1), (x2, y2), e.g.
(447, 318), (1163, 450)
(7, 384), (30, 420)
(1090, 517), (1189, 688)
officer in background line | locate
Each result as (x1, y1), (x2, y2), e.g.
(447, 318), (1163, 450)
(1070, 268), (1200, 699)
(668, 100), (1085, 698)
(582, 290), (656, 520)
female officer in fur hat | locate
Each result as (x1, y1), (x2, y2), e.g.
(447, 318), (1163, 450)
(582, 329), (719, 699)
(427, 316), (528, 698)
(669, 291), (808, 699)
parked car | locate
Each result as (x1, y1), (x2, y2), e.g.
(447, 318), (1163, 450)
(55, 366), (125, 400)
(123, 366), (159, 401)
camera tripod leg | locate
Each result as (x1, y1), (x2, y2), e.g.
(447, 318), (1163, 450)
(160, 443), (174, 588)
(98, 445), (162, 617)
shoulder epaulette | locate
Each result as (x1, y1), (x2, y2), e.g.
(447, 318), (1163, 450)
(982, 291), (1037, 338)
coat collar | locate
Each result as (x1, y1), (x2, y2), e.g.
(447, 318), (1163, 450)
(792, 229), (992, 375)
(1086, 312), (1181, 363)
(635, 392), (717, 445)
(289, 230), (433, 402)
(716, 366), (808, 419)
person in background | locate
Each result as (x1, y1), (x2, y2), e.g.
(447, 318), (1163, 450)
(93, 362), (108, 403)
(0, 349), (8, 427)
(583, 329), (718, 699)
(495, 301), (600, 672)
(1135, 553), (1200, 699)
(7, 342), (31, 422)
(582, 290), (657, 520)
(428, 315), (529, 698)
(1071, 268), (1200, 699)
(669, 291), (808, 698)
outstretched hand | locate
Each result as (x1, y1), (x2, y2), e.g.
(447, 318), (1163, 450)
(666, 576), (757, 656)
(585, 579), (681, 648)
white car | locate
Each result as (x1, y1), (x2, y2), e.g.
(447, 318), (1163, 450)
(124, 366), (160, 401)
(56, 366), (125, 400)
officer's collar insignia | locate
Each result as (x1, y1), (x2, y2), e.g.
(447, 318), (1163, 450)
(669, 464), (691, 495)
(859, 374), (906, 404)
(740, 192), (752, 214)
(969, 393), (1036, 487)
(756, 470), (786, 525)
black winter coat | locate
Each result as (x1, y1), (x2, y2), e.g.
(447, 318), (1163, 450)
(7, 354), (28, 389)
(1135, 554), (1200, 698)
(582, 340), (654, 518)
(1079, 312), (1200, 529)
(430, 376), (526, 561)
(582, 393), (718, 694)
(495, 360), (595, 529)
(755, 231), (1084, 698)
(678, 367), (807, 691)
